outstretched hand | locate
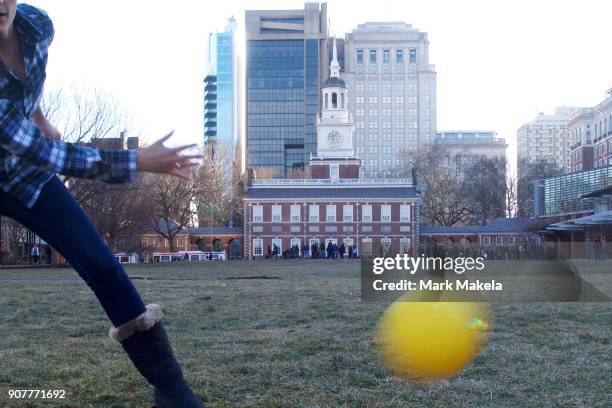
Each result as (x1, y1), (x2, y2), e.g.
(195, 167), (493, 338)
(136, 132), (201, 180)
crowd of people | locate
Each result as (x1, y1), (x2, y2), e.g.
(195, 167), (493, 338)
(258, 238), (608, 261)
(265, 242), (359, 260)
(585, 236), (607, 261)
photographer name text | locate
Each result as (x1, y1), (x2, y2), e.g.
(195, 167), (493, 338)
(372, 279), (503, 291)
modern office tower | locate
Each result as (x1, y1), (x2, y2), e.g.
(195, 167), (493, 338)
(569, 88), (612, 173)
(517, 107), (583, 180)
(341, 22), (437, 178)
(204, 17), (243, 174)
(434, 131), (507, 179)
(245, 2), (329, 178)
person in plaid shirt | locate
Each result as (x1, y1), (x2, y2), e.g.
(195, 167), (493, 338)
(0, 2), (204, 406)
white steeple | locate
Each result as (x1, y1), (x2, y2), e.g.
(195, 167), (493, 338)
(330, 37), (340, 78)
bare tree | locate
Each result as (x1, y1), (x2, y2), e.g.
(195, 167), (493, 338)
(0, 217), (27, 263)
(77, 178), (154, 252)
(462, 157), (507, 225)
(42, 86), (135, 144)
(517, 159), (563, 217)
(42, 86), (139, 206)
(144, 169), (204, 253)
(411, 145), (471, 227)
(506, 166), (520, 218)
(196, 152), (232, 228)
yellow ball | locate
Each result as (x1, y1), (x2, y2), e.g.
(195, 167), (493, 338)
(376, 296), (490, 381)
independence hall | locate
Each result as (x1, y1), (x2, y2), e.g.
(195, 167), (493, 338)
(244, 42), (421, 258)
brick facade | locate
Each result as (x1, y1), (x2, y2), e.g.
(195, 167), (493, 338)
(244, 199), (419, 258)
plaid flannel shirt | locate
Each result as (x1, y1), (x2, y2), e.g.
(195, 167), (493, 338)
(0, 4), (137, 209)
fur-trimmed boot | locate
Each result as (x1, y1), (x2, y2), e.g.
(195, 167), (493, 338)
(110, 304), (205, 408)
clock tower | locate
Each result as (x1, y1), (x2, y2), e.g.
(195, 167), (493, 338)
(310, 38), (360, 180)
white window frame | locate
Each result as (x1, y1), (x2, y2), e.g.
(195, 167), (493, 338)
(381, 205), (392, 222)
(482, 236), (491, 246)
(326, 205), (337, 222)
(271, 238), (282, 254)
(290, 238), (301, 255)
(400, 205), (411, 222)
(253, 205), (263, 222)
(362, 205), (372, 222)
(508, 236), (516, 246)
(309, 205), (319, 222)
(400, 238), (411, 254)
(290, 205), (301, 222)
(496, 236), (503, 246)
(361, 238), (373, 256)
(343, 205), (354, 222)
(330, 164), (339, 180)
(253, 239), (263, 256)
(309, 238), (320, 249)
(271, 205), (282, 222)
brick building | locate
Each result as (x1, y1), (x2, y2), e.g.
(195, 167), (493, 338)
(569, 88), (612, 173)
(244, 43), (422, 259)
(420, 217), (532, 249)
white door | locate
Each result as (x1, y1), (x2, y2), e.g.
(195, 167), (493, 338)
(290, 238), (301, 255)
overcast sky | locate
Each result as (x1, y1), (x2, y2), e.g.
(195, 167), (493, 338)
(26, 0), (612, 171)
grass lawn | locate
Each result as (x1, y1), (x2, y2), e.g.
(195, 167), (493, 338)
(0, 260), (610, 407)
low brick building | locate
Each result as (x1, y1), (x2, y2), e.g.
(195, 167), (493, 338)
(244, 180), (421, 259)
(138, 226), (243, 262)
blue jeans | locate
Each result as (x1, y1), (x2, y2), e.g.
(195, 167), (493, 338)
(0, 176), (146, 327)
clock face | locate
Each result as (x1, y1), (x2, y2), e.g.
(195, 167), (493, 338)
(327, 130), (343, 146)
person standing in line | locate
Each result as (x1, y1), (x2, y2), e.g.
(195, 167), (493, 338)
(586, 237), (594, 261)
(31, 244), (39, 263)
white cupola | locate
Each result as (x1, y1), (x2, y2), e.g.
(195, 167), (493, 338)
(321, 38), (349, 122)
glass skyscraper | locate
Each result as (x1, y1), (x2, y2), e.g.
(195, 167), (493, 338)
(205, 18), (242, 174)
(245, 3), (328, 177)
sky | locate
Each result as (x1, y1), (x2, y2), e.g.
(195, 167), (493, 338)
(27, 0), (612, 172)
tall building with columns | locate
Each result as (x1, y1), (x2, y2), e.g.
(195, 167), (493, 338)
(340, 22), (437, 178)
(244, 45), (421, 258)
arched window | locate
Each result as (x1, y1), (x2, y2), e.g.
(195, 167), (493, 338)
(332, 93), (337, 108)
(325, 93), (329, 109)
(341, 93), (345, 109)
